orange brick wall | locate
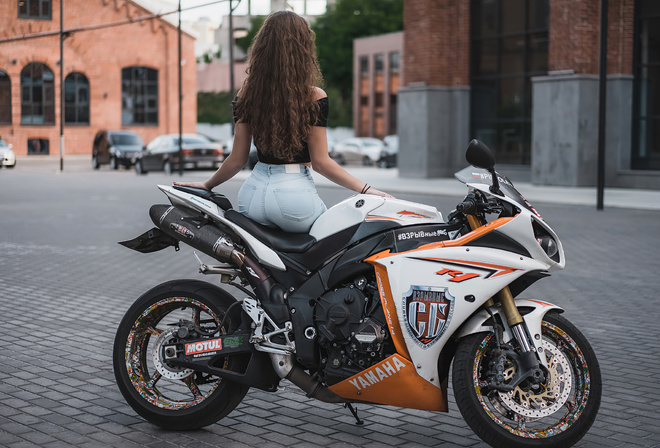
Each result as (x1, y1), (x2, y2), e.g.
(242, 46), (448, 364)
(403, 0), (634, 87)
(546, 0), (633, 74)
(403, 0), (470, 87)
(0, 0), (196, 156)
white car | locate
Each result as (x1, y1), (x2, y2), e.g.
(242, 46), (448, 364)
(330, 137), (385, 166)
(0, 139), (16, 168)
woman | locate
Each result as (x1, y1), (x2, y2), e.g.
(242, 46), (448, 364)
(175, 10), (392, 233)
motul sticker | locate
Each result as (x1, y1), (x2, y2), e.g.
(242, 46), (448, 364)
(185, 338), (222, 356)
(402, 286), (454, 348)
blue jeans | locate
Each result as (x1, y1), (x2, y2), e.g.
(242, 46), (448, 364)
(238, 162), (327, 233)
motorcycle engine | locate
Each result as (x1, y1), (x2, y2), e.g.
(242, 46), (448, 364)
(313, 276), (390, 385)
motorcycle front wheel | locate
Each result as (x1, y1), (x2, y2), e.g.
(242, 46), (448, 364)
(113, 279), (250, 430)
(452, 312), (601, 448)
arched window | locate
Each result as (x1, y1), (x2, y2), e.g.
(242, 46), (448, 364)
(64, 72), (90, 124)
(0, 71), (10, 124)
(21, 62), (55, 125)
(122, 66), (158, 125)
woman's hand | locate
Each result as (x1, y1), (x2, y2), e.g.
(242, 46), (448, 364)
(366, 187), (394, 199)
(173, 181), (209, 190)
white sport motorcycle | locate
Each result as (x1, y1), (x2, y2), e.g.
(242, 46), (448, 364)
(114, 140), (601, 447)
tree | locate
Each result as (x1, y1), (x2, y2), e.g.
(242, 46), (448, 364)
(312, 0), (403, 126)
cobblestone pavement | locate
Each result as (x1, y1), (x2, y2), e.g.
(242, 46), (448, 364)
(1, 166), (659, 447)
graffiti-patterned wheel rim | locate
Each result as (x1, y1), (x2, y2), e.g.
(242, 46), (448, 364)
(124, 297), (225, 410)
(472, 321), (591, 438)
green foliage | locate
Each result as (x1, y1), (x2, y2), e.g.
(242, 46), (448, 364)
(197, 91), (233, 124)
(313, 0), (403, 124)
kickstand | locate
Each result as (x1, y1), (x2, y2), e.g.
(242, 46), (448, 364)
(344, 403), (364, 425)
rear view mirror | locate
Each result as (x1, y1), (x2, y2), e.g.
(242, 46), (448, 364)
(465, 139), (502, 195)
(465, 139), (495, 170)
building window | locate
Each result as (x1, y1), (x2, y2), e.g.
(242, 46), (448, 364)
(0, 71), (10, 124)
(358, 56), (369, 136)
(28, 138), (49, 155)
(64, 73), (90, 125)
(373, 53), (385, 137)
(388, 51), (400, 135)
(122, 66), (158, 126)
(21, 62), (55, 125)
(18, 0), (52, 20)
(470, 0), (549, 165)
(632, 0), (660, 170)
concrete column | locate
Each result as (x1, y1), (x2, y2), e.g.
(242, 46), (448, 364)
(398, 85), (470, 178)
(531, 73), (600, 186)
(605, 75), (633, 184)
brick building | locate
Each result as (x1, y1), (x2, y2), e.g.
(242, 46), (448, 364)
(390, 0), (659, 189)
(0, 0), (196, 157)
(353, 32), (403, 139)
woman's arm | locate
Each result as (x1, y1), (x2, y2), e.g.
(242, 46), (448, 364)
(307, 125), (393, 198)
(174, 123), (251, 190)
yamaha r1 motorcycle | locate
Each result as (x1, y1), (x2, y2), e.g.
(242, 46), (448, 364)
(114, 140), (601, 448)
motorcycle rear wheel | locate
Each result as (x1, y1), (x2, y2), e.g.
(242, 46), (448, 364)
(452, 312), (601, 448)
(113, 279), (249, 430)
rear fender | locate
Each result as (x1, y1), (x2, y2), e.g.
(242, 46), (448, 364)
(455, 299), (563, 368)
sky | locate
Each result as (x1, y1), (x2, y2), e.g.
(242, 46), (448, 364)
(144, 0), (328, 24)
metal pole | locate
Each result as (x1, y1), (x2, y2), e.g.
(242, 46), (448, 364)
(597, 0), (608, 210)
(178, 0), (183, 176)
(59, 0), (64, 171)
(229, 0), (235, 136)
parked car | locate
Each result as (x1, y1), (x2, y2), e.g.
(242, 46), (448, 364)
(92, 130), (145, 170)
(330, 137), (385, 166)
(135, 133), (225, 175)
(0, 139), (16, 169)
(380, 134), (399, 168)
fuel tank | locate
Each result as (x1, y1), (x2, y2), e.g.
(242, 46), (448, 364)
(149, 204), (236, 263)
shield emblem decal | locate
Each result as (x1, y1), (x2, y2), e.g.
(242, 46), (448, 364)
(402, 286), (454, 348)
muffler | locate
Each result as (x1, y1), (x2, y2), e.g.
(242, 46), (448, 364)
(149, 204), (236, 263)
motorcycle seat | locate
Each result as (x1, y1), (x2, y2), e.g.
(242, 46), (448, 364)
(224, 209), (317, 253)
(173, 185), (233, 210)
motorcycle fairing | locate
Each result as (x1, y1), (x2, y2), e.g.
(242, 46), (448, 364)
(328, 354), (447, 411)
(365, 216), (550, 389)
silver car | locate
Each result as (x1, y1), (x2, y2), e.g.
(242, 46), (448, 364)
(330, 137), (385, 166)
(0, 139), (16, 169)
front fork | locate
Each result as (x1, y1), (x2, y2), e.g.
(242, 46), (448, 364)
(467, 215), (545, 384)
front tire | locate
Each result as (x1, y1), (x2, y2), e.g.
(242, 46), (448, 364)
(113, 280), (249, 430)
(452, 312), (601, 448)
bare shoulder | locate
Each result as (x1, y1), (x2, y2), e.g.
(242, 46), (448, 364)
(313, 86), (327, 101)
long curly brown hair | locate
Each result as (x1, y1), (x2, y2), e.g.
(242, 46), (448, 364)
(233, 10), (323, 161)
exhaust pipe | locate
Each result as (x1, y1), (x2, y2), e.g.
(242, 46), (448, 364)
(149, 204), (236, 263)
(271, 354), (346, 404)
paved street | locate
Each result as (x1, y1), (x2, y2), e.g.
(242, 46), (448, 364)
(1, 160), (659, 447)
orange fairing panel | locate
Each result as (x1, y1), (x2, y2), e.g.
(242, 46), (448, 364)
(328, 354), (447, 411)
(368, 262), (410, 359)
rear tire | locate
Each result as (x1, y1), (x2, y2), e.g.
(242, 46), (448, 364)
(452, 312), (601, 448)
(113, 280), (249, 430)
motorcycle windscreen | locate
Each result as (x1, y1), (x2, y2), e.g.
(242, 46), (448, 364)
(454, 166), (542, 218)
(119, 227), (179, 253)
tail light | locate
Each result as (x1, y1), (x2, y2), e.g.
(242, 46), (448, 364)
(182, 150), (194, 156)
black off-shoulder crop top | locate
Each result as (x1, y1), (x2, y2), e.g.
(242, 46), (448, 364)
(233, 97), (329, 165)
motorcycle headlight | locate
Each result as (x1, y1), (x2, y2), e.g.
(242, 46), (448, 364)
(532, 220), (559, 261)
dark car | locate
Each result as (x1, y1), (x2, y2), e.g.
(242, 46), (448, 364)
(134, 133), (225, 175)
(92, 130), (145, 170)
